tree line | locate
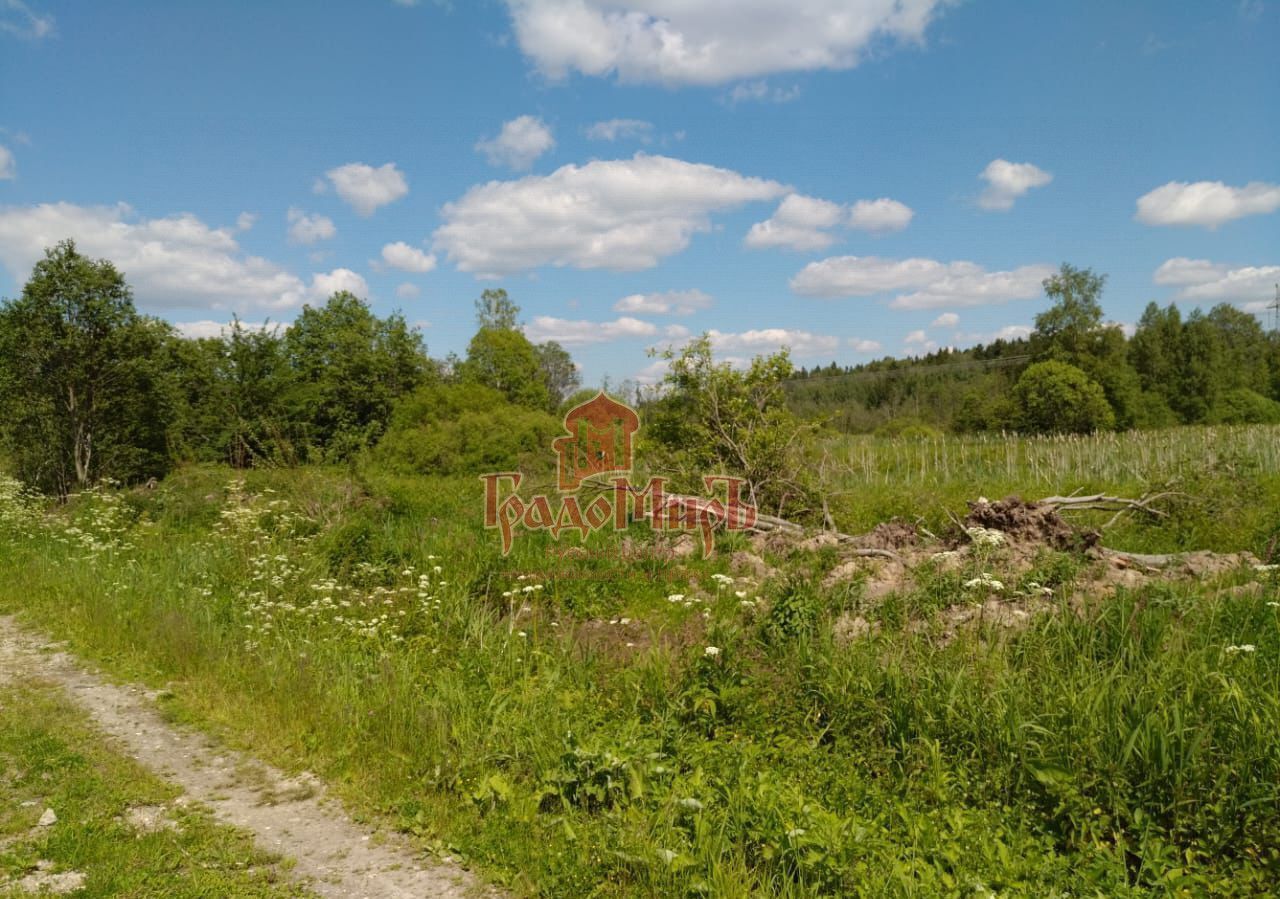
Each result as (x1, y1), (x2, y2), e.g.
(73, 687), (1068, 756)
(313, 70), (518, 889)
(0, 241), (579, 495)
(3, 242), (1275, 496)
(787, 264), (1280, 435)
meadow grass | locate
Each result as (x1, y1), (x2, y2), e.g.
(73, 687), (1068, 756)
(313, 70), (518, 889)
(0, 425), (1277, 895)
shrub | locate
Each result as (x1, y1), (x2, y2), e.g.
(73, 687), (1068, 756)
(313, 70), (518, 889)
(371, 382), (561, 476)
(1208, 388), (1280, 425)
(1012, 360), (1115, 434)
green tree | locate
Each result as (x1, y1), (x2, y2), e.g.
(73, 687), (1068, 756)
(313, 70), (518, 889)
(284, 291), (432, 460)
(0, 240), (173, 494)
(1032, 264), (1106, 362)
(166, 320), (303, 467)
(474, 288), (521, 330)
(1012, 360), (1115, 434)
(457, 326), (550, 410)
(536, 340), (581, 408)
(1031, 264), (1140, 427)
(648, 335), (815, 513)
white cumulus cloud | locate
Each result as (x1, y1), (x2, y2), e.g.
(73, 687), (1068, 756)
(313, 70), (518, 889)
(476, 115), (556, 171)
(978, 159), (1053, 211)
(848, 197), (914, 233)
(1154, 257), (1280, 304)
(707, 327), (840, 358)
(849, 337), (882, 353)
(308, 268), (370, 300)
(1135, 181), (1280, 228)
(745, 193), (845, 252)
(286, 207), (336, 244)
(323, 162), (409, 216)
(0, 145), (15, 180)
(173, 320), (272, 340)
(931, 312), (959, 328)
(380, 241), (437, 273)
(747, 193), (914, 251)
(613, 288), (712, 315)
(525, 315), (658, 345)
(504, 0), (950, 85)
(433, 153), (785, 276)
(790, 255), (1054, 309)
(0, 202), (365, 314)
(395, 282), (421, 299)
(585, 118), (653, 142)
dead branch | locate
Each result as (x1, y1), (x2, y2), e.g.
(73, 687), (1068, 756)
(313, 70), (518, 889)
(1037, 492), (1182, 528)
(1097, 548), (1185, 569)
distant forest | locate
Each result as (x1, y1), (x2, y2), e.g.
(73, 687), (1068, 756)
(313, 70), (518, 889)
(786, 266), (1280, 435)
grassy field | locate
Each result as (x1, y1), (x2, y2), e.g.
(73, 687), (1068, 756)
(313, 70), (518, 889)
(0, 425), (1278, 895)
(0, 680), (311, 897)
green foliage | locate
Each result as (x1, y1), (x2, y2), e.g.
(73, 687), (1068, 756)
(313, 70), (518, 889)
(0, 240), (173, 494)
(473, 287), (521, 331)
(535, 340), (581, 407)
(283, 291), (433, 460)
(1032, 262), (1106, 361)
(761, 578), (823, 644)
(1013, 360), (1116, 434)
(458, 321), (551, 411)
(372, 382), (561, 476)
(537, 736), (648, 813)
(790, 266), (1280, 437)
(1208, 387), (1280, 425)
(647, 335), (816, 514)
(168, 319), (304, 467)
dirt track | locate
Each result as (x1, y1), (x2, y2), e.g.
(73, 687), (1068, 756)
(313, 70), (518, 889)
(0, 614), (491, 899)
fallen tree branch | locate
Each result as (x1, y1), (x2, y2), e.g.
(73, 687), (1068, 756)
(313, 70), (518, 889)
(633, 490), (903, 561)
(1097, 548), (1186, 569)
(1037, 492), (1182, 528)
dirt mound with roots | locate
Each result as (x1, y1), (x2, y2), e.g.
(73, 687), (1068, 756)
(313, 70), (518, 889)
(963, 497), (1099, 550)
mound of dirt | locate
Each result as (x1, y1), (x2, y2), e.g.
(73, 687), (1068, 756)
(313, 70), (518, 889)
(964, 497), (1098, 550)
(848, 520), (919, 551)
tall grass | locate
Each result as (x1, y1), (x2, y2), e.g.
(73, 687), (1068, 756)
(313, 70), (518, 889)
(829, 424), (1280, 490)
(0, 427), (1277, 894)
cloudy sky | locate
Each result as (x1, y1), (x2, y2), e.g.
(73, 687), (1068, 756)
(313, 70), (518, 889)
(0, 0), (1276, 384)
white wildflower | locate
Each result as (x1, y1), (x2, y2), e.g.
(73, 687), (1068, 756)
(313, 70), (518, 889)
(964, 574), (1004, 592)
(966, 526), (1006, 548)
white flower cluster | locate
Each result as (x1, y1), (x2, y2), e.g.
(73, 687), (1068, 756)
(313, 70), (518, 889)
(965, 526), (1007, 548)
(963, 573), (1005, 592)
(1225, 644), (1257, 655)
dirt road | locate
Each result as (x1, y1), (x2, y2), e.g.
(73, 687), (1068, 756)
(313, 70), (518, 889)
(0, 614), (492, 899)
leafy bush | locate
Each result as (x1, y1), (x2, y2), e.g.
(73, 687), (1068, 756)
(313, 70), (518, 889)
(1013, 360), (1116, 434)
(1208, 388), (1280, 425)
(372, 382), (561, 476)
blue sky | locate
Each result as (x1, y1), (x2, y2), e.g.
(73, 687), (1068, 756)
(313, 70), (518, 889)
(1, 0), (1276, 386)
